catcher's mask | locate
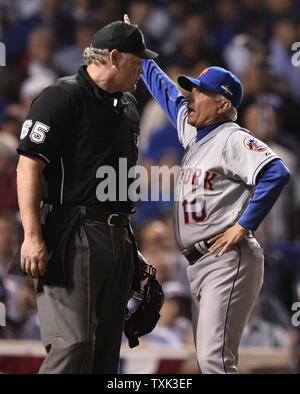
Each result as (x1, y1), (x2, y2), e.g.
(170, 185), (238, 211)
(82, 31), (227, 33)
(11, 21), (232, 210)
(124, 264), (164, 348)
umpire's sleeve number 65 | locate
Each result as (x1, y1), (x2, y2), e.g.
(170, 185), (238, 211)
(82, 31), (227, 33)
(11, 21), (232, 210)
(29, 121), (50, 144)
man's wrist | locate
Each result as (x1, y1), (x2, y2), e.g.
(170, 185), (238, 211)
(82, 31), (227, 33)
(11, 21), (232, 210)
(236, 221), (249, 233)
(24, 231), (44, 242)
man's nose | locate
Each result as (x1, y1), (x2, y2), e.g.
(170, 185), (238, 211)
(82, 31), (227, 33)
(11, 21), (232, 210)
(139, 65), (144, 75)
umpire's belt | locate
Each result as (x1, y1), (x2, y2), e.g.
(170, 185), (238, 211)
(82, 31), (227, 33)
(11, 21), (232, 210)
(182, 240), (210, 265)
(84, 209), (130, 227)
(40, 202), (130, 227)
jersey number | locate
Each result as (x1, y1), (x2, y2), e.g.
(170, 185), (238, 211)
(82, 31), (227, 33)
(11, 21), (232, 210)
(182, 197), (207, 224)
(29, 121), (50, 144)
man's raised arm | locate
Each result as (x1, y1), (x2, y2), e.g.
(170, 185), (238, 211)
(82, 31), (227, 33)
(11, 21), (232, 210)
(141, 59), (187, 128)
(124, 14), (186, 128)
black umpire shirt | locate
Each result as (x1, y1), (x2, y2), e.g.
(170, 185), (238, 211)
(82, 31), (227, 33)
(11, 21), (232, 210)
(18, 65), (141, 214)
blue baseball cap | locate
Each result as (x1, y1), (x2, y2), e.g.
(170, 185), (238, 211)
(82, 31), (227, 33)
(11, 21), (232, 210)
(177, 66), (243, 109)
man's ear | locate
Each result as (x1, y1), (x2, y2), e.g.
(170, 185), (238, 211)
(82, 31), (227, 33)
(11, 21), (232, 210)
(110, 49), (121, 67)
(217, 100), (231, 114)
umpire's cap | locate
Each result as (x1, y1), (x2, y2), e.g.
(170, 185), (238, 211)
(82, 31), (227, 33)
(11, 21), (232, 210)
(91, 21), (158, 59)
(178, 66), (243, 109)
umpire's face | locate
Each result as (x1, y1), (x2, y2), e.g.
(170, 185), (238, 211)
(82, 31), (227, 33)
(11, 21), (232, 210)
(112, 51), (144, 93)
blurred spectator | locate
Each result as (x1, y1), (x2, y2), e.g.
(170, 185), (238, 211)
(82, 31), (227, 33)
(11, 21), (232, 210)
(138, 220), (173, 254)
(144, 0), (183, 57)
(54, 20), (98, 76)
(224, 34), (269, 79)
(19, 74), (55, 116)
(0, 136), (18, 211)
(0, 276), (7, 338)
(0, 114), (22, 140)
(261, 248), (296, 317)
(168, 13), (219, 66)
(0, 212), (24, 337)
(134, 122), (183, 226)
(145, 252), (173, 284)
(71, 0), (96, 23)
(0, 3), (10, 38)
(0, 67), (9, 124)
(213, 0), (241, 53)
(93, 0), (121, 26)
(240, 295), (294, 349)
(0, 0), (41, 24)
(26, 26), (57, 80)
(3, 0), (75, 64)
(270, 17), (300, 102)
(139, 99), (168, 151)
(130, 0), (187, 59)
(144, 280), (192, 347)
(127, 0), (154, 28)
(5, 26), (58, 119)
(17, 279), (40, 339)
(242, 100), (300, 244)
(137, 219), (190, 293)
(265, 0), (296, 16)
(142, 123), (184, 166)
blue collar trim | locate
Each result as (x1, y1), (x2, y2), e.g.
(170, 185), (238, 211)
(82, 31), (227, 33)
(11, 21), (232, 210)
(195, 120), (231, 143)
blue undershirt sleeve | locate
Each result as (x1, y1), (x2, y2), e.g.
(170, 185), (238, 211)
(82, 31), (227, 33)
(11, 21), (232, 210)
(238, 159), (290, 231)
(141, 59), (187, 128)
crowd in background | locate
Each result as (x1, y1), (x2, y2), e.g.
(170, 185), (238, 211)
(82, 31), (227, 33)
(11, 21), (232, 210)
(0, 0), (300, 371)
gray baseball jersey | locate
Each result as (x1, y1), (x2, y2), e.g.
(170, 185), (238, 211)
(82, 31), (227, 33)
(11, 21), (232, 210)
(173, 106), (280, 250)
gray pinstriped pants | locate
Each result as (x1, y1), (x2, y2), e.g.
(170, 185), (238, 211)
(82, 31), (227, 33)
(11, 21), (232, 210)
(187, 234), (264, 374)
(35, 218), (134, 374)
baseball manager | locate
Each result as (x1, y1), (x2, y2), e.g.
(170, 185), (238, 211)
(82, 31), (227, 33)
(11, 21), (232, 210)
(130, 14), (291, 373)
(8, 21), (158, 374)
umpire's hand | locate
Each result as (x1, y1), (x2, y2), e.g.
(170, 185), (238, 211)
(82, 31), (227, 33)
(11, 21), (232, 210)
(21, 237), (48, 279)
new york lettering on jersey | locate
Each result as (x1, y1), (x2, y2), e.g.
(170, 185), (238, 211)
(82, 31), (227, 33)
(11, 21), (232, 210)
(179, 167), (218, 224)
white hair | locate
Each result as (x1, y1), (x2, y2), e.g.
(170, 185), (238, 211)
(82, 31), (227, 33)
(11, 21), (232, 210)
(215, 94), (237, 121)
(82, 46), (111, 65)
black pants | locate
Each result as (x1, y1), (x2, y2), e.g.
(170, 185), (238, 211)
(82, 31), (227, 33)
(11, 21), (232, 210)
(36, 208), (134, 374)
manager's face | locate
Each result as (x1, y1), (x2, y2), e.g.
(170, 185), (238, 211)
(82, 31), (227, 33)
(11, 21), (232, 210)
(186, 87), (220, 128)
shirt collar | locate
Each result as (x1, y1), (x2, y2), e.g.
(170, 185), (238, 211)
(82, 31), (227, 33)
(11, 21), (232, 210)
(77, 65), (123, 102)
(195, 120), (231, 143)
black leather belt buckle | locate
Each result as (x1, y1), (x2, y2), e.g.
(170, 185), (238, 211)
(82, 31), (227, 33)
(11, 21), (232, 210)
(107, 213), (129, 227)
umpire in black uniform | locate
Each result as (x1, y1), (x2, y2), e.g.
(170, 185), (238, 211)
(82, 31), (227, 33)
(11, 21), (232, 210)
(8, 21), (158, 373)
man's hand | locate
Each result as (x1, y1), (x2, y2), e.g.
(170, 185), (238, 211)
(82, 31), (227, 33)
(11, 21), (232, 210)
(21, 236), (48, 279)
(124, 14), (131, 24)
(207, 222), (248, 257)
